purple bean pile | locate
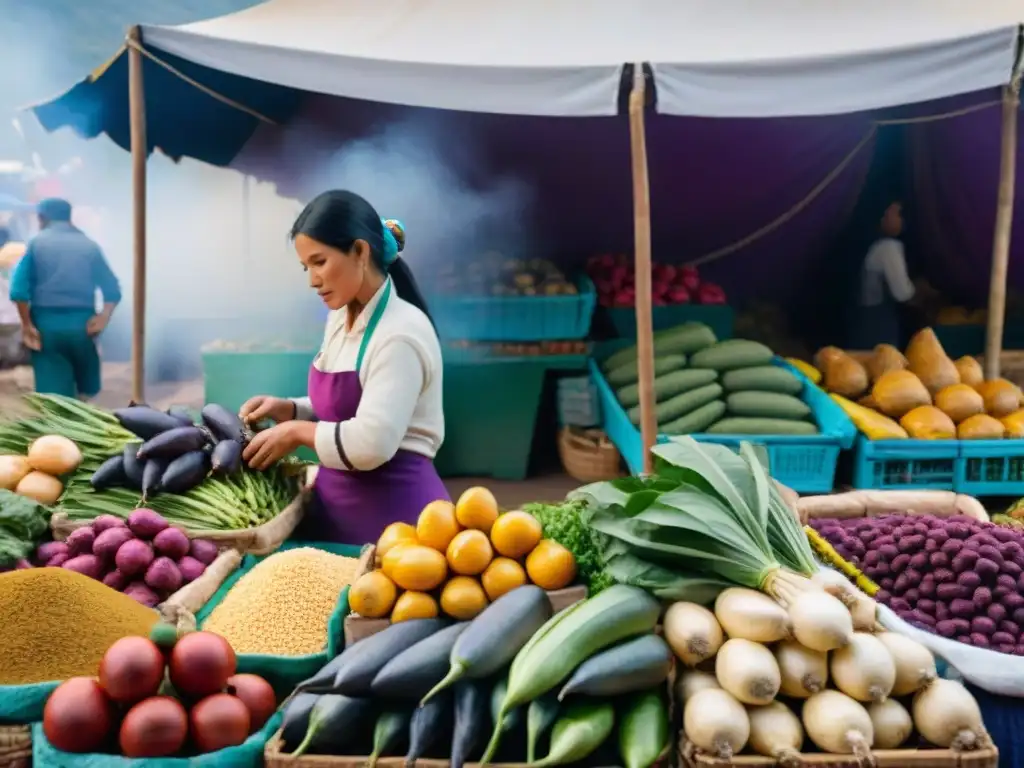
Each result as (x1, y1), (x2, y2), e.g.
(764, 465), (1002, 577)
(809, 514), (1024, 654)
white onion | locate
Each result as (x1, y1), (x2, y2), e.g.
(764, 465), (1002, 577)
(714, 587), (791, 643)
(27, 435), (82, 476)
(814, 570), (881, 632)
(0, 455), (31, 491)
(831, 632), (896, 703)
(747, 701), (803, 766)
(15, 471), (64, 506)
(675, 669), (721, 705)
(715, 638), (780, 705)
(683, 688), (749, 760)
(663, 602), (724, 667)
(913, 679), (990, 750)
(877, 632), (936, 696)
(788, 590), (854, 652)
(803, 690), (874, 757)
(774, 639), (828, 699)
(868, 699), (913, 749)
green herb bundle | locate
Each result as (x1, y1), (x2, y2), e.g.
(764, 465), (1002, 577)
(0, 489), (50, 567)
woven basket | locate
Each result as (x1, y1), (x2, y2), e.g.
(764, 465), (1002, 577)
(0, 725), (30, 768)
(557, 426), (622, 483)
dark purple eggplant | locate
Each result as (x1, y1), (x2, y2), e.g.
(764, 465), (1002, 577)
(160, 450), (210, 493)
(166, 406), (195, 427)
(114, 406), (183, 440)
(451, 679), (489, 768)
(137, 426), (210, 461)
(91, 454), (127, 490)
(142, 459), (169, 500)
(211, 440), (243, 475)
(201, 403), (247, 443)
(122, 443), (144, 489)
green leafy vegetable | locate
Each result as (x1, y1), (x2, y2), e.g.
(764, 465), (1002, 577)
(523, 499), (615, 594)
(0, 489), (50, 567)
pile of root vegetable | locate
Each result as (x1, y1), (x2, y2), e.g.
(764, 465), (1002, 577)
(0, 394), (304, 532)
(810, 514), (1024, 654)
(674, 586), (992, 762)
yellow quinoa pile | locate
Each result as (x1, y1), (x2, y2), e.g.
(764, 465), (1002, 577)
(0, 568), (158, 685)
(203, 548), (359, 656)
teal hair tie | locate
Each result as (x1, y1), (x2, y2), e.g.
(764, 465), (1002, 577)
(381, 218), (405, 267)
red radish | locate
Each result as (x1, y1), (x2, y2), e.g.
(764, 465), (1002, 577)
(680, 266), (701, 292)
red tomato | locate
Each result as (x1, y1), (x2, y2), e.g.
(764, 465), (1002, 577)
(43, 677), (113, 753)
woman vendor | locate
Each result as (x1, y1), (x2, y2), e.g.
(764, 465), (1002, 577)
(239, 190), (446, 543)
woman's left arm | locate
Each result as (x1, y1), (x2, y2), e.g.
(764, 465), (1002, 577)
(314, 338), (426, 471)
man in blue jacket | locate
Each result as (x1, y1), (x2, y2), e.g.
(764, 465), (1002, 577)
(8, 198), (121, 398)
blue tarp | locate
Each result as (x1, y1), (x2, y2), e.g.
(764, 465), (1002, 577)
(31, 45), (303, 167)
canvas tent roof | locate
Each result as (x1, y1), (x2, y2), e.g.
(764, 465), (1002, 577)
(31, 0), (1024, 163)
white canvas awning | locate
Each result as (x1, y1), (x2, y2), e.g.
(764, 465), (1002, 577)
(137, 0), (1023, 118)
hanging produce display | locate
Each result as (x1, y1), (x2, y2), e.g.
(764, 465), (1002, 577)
(809, 514), (1024, 655)
(600, 323), (818, 436)
(808, 328), (1024, 439)
(675, 588), (992, 760)
(349, 487), (578, 624)
(587, 254), (726, 307)
(42, 628), (276, 757)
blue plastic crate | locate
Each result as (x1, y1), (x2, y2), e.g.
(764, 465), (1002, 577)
(429, 276), (596, 342)
(852, 436), (960, 490)
(956, 439), (1024, 496)
(590, 356), (856, 493)
(964, 684), (1017, 768)
(604, 304), (734, 341)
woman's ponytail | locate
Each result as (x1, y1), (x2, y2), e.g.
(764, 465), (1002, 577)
(381, 219), (433, 327)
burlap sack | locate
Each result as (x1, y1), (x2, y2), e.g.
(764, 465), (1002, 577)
(159, 548), (243, 617)
(799, 490), (990, 523)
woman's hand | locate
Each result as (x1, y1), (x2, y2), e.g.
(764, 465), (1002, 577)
(243, 421), (313, 471)
(238, 395), (296, 425)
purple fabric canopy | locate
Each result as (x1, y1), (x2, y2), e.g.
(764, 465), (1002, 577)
(233, 92), (1018, 305)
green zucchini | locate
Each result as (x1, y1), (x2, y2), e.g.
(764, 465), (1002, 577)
(627, 383), (722, 427)
(660, 400), (726, 435)
(690, 339), (774, 371)
(332, 617), (449, 696)
(369, 708), (413, 768)
(406, 688), (452, 766)
(726, 391), (811, 420)
(483, 585), (660, 763)
(489, 673), (522, 734)
(602, 322), (717, 370)
(618, 690), (669, 768)
(721, 365), (802, 394)
(451, 679), (489, 768)
(421, 584), (551, 705)
(557, 633), (672, 700)
(526, 693), (561, 763)
(290, 694), (373, 757)
(616, 369), (717, 409)
(372, 622), (469, 699)
(534, 700), (615, 767)
(605, 354), (687, 388)
(279, 693), (319, 752)
(707, 417), (819, 435)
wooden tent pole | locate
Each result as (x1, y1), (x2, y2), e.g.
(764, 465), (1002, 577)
(127, 26), (148, 403)
(628, 64), (656, 473)
(983, 81), (1021, 380)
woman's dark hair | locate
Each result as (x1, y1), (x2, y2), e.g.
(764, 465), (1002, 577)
(290, 190), (433, 324)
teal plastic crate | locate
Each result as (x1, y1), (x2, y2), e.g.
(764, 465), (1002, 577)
(591, 357), (855, 493)
(604, 304), (734, 341)
(429, 276), (596, 342)
(956, 439), (1024, 496)
(852, 436), (960, 490)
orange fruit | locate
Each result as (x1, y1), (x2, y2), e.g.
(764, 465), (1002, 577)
(446, 529), (494, 576)
(348, 570), (397, 618)
(489, 511), (543, 559)
(481, 557), (527, 601)
(376, 522), (418, 560)
(381, 542), (417, 580)
(389, 545), (449, 591)
(455, 487), (499, 534)
(440, 576), (488, 620)
(416, 500), (461, 552)
(391, 591), (439, 623)
(525, 539), (577, 590)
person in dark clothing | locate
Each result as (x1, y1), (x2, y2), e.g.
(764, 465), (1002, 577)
(7, 198), (121, 398)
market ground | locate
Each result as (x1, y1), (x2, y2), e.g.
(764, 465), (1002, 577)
(0, 364), (578, 507)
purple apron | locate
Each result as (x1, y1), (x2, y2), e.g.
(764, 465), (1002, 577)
(299, 280), (450, 544)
